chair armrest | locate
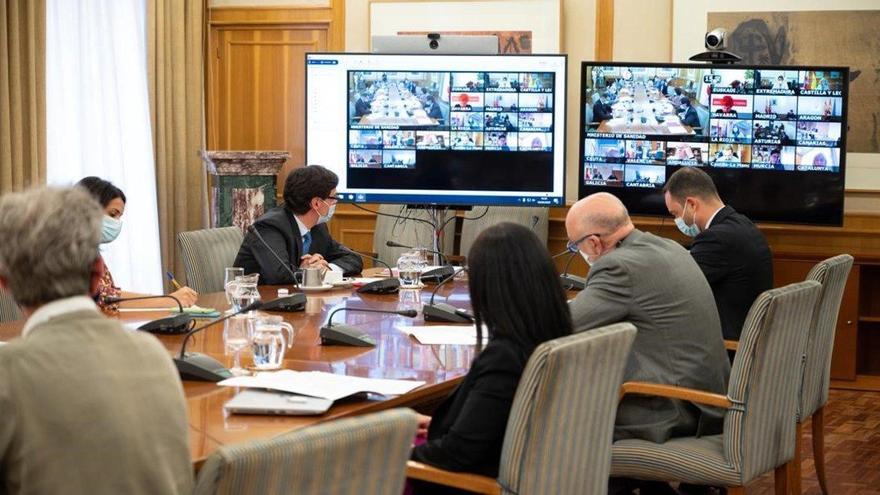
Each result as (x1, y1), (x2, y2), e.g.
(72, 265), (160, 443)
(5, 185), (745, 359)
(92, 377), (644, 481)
(620, 381), (732, 409)
(724, 339), (739, 351)
(406, 461), (501, 495)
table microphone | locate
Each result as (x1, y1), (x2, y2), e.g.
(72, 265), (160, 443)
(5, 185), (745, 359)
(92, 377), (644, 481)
(321, 307), (417, 347)
(559, 251), (586, 291)
(423, 268), (473, 324)
(385, 240), (454, 284)
(173, 301), (263, 382)
(246, 225), (306, 312)
(102, 295), (193, 334)
(336, 246), (400, 294)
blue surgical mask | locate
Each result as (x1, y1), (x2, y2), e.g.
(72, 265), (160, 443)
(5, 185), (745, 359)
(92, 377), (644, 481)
(674, 202), (699, 237)
(101, 215), (123, 243)
(315, 200), (336, 225)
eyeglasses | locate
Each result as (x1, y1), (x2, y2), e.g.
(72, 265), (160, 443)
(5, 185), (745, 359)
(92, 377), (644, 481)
(566, 232), (603, 253)
(323, 196), (340, 204)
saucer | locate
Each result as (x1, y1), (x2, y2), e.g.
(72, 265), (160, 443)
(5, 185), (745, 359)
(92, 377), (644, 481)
(300, 283), (335, 292)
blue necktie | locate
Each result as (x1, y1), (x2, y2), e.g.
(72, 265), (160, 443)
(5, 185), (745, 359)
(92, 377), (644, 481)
(302, 231), (312, 254)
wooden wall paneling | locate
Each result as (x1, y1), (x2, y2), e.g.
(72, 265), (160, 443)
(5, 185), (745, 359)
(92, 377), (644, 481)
(595, 0), (614, 61)
(206, 3), (345, 194)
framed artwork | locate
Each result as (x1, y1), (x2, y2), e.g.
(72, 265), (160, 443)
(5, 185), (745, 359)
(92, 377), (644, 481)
(368, 0), (562, 54)
(707, 10), (880, 153)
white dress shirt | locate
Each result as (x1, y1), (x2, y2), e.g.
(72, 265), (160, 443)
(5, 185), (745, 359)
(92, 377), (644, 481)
(704, 205), (726, 230)
(293, 214), (343, 273)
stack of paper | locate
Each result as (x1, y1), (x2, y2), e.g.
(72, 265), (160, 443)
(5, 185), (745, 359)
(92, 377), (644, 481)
(218, 370), (425, 402)
(397, 325), (482, 345)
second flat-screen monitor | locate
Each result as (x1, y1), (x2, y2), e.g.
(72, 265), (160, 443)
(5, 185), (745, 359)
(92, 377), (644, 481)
(306, 53), (567, 207)
(580, 63), (848, 225)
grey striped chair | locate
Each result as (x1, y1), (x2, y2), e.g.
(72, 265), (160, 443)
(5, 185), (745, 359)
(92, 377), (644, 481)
(193, 408), (418, 495)
(611, 281), (821, 494)
(0, 288), (22, 323)
(459, 207), (549, 260)
(371, 205), (455, 266)
(177, 227), (244, 293)
(407, 322), (637, 494)
(790, 254), (853, 494)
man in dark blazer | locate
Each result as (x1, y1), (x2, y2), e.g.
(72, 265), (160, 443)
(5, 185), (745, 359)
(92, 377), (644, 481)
(663, 167), (773, 341)
(234, 165), (362, 284)
(566, 193), (730, 494)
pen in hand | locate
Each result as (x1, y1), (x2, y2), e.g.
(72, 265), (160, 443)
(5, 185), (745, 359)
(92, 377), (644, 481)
(166, 271), (183, 290)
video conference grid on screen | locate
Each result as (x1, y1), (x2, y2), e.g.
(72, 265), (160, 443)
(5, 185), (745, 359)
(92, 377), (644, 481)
(348, 70), (555, 170)
(582, 65), (845, 189)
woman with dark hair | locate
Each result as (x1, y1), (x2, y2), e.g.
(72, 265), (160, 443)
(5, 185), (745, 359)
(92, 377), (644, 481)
(410, 222), (572, 490)
(76, 176), (198, 310)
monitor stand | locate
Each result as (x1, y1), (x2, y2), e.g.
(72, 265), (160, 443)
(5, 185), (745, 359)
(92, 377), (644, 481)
(405, 205), (469, 266)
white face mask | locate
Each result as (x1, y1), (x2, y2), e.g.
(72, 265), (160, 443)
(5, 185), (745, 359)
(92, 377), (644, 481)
(315, 200), (336, 225)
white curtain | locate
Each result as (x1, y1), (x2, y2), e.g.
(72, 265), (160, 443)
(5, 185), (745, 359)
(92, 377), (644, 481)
(46, 0), (162, 293)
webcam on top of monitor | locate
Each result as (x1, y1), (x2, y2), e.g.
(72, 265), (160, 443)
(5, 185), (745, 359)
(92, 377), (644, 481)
(690, 28), (742, 64)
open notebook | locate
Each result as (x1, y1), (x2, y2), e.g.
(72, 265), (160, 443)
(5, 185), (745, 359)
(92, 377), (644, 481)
(219, 370), (425, 402)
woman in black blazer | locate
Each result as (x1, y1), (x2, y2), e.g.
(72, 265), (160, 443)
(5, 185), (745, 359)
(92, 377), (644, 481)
(411, 222), (573, 492)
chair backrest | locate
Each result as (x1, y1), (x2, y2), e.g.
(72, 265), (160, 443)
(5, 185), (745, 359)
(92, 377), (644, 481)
(193, 408), (418, 495)
(0, 288), (22, 323)
(800, 254), (853, 418)
(177, 227), (244, 293)
(459, 207), (549, 259)
(498, 323), (637, 495)
(372, 205), (455, 266)
(723, 281), (821, 483)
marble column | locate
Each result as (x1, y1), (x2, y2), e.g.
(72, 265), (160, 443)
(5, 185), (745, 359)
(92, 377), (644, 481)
(202, 151), (290, 232)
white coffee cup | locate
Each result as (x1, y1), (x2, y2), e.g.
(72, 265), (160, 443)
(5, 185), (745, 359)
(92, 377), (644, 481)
(323, 270), (343, 285)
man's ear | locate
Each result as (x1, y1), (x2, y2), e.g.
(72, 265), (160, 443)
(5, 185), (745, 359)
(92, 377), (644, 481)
(0, 275), (9, 292)
(89, 257), (106, 298)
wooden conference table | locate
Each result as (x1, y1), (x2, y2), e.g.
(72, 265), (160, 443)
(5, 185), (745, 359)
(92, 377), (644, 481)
(0, 280), (477, 468)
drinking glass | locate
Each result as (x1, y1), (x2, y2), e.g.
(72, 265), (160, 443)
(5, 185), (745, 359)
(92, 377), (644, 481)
(223, 315), (253, 376)
(397, 252), (420, 288)
(224, 267), (244, 305)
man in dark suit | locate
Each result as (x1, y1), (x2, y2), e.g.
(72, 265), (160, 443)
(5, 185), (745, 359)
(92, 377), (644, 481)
(354, 93), (371, 117)
(679, 97), (701, 128)
(234, 165), (362, 284)
(566, 193), (730, 494)
(663, 167), (773, 341)
(592, 92), (614, 122)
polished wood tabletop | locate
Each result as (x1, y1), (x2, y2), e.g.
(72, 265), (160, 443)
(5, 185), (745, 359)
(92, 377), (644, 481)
(0, 279), (477, 467)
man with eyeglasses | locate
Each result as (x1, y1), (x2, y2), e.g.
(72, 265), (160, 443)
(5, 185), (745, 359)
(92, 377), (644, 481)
(234, 165), (363, 284)
(565, 193), (730, 495)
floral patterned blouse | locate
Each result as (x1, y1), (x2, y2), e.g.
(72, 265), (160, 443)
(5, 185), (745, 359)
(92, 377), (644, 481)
(95, 256), (121, 313)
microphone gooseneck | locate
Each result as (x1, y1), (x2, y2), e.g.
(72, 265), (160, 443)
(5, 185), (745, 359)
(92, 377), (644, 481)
(247, 225), (300, 289)
(429, 266), (466, 306)
(325, 307), (417, 327)
(337, 245), (394, 279)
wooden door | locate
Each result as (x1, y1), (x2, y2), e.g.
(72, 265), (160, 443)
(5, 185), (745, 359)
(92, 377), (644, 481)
(207, 4), (344, 191)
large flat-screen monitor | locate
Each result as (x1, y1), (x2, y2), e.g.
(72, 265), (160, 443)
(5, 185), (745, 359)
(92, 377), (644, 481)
(306, 53), (567, 207)
(579, 62), (848, 225)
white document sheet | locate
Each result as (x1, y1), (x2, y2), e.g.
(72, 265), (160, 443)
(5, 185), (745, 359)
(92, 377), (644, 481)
(218, 370), (425, 402)
(397, 325), (482, 345)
